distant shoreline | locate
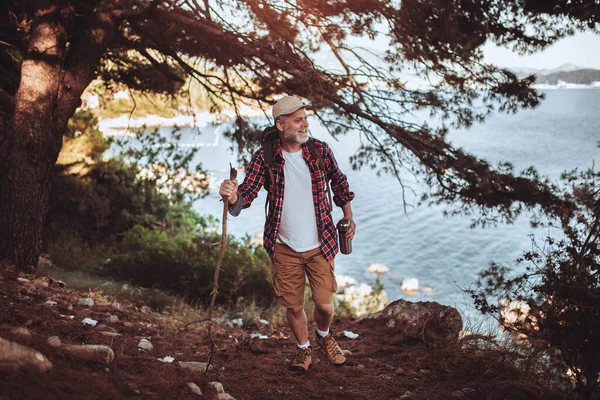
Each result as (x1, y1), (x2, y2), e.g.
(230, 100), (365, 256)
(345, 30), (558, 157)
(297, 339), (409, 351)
(97, 86), (598, 134)
(98, 112), (218, 133)
(534, 83), (600, 90)
(98, 105), (268, 133)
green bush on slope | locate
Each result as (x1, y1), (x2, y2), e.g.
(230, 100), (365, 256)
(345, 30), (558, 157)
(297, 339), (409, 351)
(46, 109), (274, 307)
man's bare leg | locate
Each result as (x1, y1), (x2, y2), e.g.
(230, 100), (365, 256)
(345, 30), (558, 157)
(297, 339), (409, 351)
(313, 302), (345, 364)
(287, 305), (309, 345)
(313, 302), (334, 332)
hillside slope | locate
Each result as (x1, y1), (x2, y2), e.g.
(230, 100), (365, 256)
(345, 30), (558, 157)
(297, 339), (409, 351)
(0, 267), (567, 400)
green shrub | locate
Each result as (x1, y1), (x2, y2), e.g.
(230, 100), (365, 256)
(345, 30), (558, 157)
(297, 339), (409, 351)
(104, 225), (274, 306)
(47, 232), (113, 273)
(46, 157), (174, 242)
(46, 108), (273, 307)
(57, 109), (110, 175)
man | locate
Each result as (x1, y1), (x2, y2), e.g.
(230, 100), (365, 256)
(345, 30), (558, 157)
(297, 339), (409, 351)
(219, 96), (356, 372)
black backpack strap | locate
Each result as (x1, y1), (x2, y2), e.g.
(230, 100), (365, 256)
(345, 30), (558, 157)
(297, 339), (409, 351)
(264, 166), (275, 216)
(261, 126), (278, 216)
(307, 138), (332, 211)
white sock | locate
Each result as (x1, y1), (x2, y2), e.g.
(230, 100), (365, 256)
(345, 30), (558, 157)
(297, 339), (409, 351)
(316, 328), (330, 338)
(297, 341), (310, 349)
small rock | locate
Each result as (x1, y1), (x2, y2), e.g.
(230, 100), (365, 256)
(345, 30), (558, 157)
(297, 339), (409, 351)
(178, 361), (212, 373)
(122, 321), (133, 328)
(63, 345), (114, 365)
(0, 337), (53, 372)
(44, 300), (58, 307)
(204, 382), (225, 398)
(78, 298), (94, 307)
(47, 336), (62, 348)
(95, 324), (115, 332)
(17, 277), (30, 284)
(399, 391), (413, 399)
(395, 367), (404, 375)
(357, 364), (365, 369)
(216, 394), (236, 400)
(32, 278), (49, 288)
(187, 382), (202, 396)
(82, 318), (98, 327)
(342, 350), (352, 356)
(450, 390), (465, 398)
(19, 284), (37, 296)
(140, 305), (151, 314)
(99, 332), (121, 337)
(138, 338), (153, 351)
(107, 315), (119, 324)
(111, 302), (122, 310)
(10, 327), (32, 339)
(157, 356), (175, 363)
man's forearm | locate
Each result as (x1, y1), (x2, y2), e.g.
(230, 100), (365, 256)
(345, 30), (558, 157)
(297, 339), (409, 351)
(341, 202), (353, 219)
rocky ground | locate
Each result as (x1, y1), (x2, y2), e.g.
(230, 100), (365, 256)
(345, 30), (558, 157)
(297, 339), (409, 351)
(0, 267), (568, 400)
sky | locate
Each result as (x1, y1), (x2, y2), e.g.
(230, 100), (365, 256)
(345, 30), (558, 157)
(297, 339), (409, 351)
(338, 30), (600, 75)
(482, 31), (600, 70)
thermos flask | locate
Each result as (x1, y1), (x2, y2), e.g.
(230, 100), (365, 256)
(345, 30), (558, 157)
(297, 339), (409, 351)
(337, 218), (352, 255)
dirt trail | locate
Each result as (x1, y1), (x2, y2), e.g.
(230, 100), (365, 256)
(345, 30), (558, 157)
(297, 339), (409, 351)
(0, 268), (565, 400)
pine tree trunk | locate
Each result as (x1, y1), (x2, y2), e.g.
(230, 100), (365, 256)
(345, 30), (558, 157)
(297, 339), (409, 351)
(0, 122), (60, 271)
(0, 3), (116, 271)
(0, 5), (66, 271)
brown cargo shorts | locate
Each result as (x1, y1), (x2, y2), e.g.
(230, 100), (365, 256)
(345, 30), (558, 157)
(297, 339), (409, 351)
(272, 243), (338, 308)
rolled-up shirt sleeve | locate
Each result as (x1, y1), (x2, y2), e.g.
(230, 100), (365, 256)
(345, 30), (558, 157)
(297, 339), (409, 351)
(323, 142), (354, 207)
(229, 148), (265, 216)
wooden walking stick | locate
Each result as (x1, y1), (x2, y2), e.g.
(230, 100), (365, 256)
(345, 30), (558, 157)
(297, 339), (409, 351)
(205, 163), (237, 374)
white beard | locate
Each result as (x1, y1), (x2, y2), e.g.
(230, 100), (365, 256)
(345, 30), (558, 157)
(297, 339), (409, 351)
(283, 126), (309, 145)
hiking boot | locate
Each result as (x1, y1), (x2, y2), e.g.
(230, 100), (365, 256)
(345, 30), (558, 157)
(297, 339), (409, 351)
(315, 331), (346, 365)
(289, 346), (312, 372)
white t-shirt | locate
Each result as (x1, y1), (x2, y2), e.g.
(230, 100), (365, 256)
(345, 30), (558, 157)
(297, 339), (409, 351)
(277, 149), (320, 252)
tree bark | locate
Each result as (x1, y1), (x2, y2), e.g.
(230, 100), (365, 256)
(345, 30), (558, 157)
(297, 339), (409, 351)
(0, 3), (67, 271)
(0, 3), (115, 271)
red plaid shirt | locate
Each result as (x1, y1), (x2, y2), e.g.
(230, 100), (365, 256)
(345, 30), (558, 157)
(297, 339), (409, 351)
(229, 137), (354, 262)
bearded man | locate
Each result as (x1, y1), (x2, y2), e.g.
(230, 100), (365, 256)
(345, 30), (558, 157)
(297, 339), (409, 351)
(219, 96), (356, 372)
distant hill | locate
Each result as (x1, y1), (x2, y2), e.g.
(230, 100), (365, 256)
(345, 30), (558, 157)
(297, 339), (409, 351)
(511, 63), (582, 77)
(535, 69), (600, 85)
(510, 64), (600, 85)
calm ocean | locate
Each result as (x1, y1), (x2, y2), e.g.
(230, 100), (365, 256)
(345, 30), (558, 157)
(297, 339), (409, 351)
(111, 89), (600, 321)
